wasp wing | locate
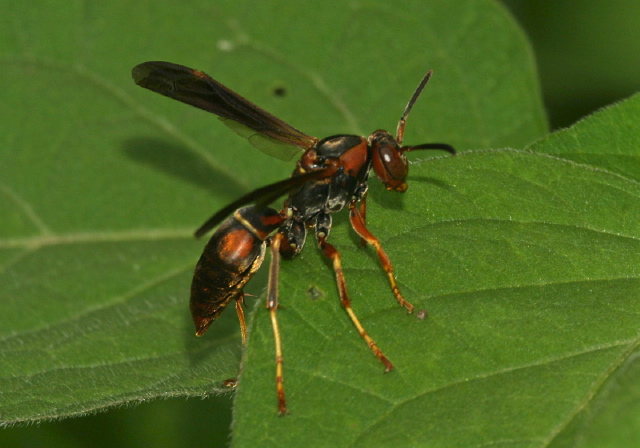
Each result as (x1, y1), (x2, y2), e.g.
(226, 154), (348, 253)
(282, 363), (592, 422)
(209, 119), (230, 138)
(194, 168), (333, 238)
(132, 61), (318, 160)
(219, 117), (304, 161)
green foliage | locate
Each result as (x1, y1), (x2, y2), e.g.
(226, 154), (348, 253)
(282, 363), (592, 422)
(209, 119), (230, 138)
(1, 0), (639, 447)
(235, 127), (640, 446)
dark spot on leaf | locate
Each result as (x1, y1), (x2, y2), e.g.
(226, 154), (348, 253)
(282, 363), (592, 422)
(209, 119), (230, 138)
(273, 86), (287, 97)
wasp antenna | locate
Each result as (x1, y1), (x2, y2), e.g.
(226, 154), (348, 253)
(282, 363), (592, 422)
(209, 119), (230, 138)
(396, 70), (433, 145)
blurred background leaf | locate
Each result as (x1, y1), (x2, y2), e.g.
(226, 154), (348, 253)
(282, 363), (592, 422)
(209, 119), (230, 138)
(1, 0), (639, 447)
(502, 0), (640, 129)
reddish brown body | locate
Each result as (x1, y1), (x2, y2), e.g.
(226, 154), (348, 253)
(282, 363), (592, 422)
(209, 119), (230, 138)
(132, 61), (455, 415)
(190, 206), (283, 337)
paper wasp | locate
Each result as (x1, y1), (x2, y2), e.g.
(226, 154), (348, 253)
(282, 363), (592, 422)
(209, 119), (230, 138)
(132, 61), (455, 415)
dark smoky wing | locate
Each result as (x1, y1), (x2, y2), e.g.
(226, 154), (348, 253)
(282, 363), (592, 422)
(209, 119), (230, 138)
(194, 169), (331, 238)
(132, 61), (318, 151)
(219, 117), (302, 161)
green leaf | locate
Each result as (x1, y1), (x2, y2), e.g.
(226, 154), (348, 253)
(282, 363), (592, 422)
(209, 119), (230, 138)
(235, 143), (640, 446)
(528, 94), (640, 180)
(0, 0), (551, 444)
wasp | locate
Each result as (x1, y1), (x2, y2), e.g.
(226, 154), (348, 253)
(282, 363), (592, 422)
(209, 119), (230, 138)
(132, 61), (455, 415)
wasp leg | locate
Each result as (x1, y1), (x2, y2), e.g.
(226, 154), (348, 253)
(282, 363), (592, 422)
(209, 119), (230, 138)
(315, 216), (394, 372)
(267, 232), (288, 415)
(222, 378), (238, 388)
(234, 295), (247, 347)
(358, 193), (368, 247)
(348, 202), (414, 314)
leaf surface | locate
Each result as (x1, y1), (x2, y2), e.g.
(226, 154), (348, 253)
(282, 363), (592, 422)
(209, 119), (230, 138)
(0, 1), (588, 447)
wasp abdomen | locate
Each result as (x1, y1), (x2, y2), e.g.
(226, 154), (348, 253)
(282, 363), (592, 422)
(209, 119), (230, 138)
(190, 206), (283, 336)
